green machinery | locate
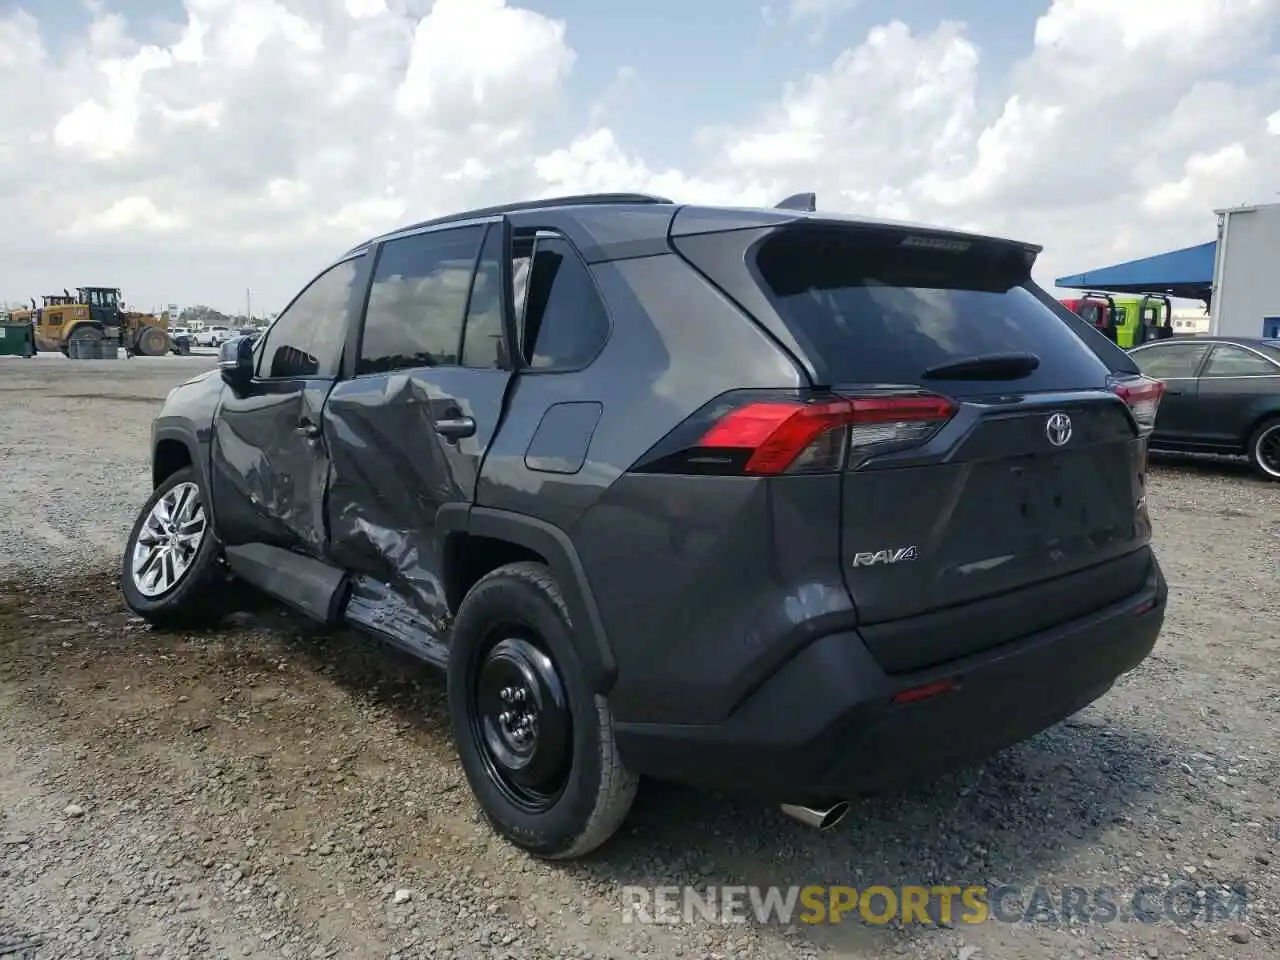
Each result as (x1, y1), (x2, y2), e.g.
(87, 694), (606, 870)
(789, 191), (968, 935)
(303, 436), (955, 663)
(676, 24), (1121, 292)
(1107, 293), (1174, 348)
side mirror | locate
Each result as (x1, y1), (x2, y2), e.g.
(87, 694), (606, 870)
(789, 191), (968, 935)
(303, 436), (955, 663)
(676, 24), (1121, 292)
(219, 335), (256, 390)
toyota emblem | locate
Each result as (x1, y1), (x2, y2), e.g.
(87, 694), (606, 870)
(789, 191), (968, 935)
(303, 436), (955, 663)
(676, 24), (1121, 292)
(1045, 412), (1072, 447)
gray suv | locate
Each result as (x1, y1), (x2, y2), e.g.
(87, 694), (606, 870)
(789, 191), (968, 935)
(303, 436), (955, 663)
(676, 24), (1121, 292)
(121, 193), (1168, 859)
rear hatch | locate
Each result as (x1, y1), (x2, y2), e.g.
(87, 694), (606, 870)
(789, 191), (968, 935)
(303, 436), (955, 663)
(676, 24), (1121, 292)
(676, 219), (1162, 672)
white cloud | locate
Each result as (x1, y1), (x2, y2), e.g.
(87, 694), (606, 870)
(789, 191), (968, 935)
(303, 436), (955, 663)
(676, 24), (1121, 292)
(787, 0), (858, 37)
(1, 0), (1279, 311)
(79, 196), (185, 235)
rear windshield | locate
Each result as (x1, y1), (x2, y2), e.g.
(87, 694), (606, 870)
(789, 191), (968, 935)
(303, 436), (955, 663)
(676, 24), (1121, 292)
(753, 227), (1113, 392)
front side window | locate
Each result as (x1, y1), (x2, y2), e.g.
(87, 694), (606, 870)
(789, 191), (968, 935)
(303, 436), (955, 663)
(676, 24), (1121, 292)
(258, 256), (361, 379)
(358, 226), (484, 375)
(1131, 342), (1211, 379)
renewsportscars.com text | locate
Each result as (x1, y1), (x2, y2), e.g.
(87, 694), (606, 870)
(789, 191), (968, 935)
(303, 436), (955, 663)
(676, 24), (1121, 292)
(620, 883), (1248, 926)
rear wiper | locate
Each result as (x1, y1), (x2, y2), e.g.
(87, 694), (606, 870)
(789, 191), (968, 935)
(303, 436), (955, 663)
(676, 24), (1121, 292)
(922, 351), (1040, 380)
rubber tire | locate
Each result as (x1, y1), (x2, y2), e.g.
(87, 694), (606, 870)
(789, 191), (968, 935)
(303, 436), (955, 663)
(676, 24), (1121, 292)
(1247, 417), (1280, 482)
(447, 561), (638, 859)
(120, 466), (227, 627)
(135, 325), (168, 357)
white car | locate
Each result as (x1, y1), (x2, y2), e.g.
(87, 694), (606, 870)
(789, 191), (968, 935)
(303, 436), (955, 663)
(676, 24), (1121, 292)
(197, 326), (232, 347)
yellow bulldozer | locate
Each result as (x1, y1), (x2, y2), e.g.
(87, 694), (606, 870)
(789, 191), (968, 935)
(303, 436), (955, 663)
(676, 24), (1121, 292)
(22, 286), (172, 356)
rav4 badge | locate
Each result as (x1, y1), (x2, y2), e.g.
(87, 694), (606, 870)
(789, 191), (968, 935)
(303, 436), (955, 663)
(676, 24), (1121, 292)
(851, 546), (919, 568)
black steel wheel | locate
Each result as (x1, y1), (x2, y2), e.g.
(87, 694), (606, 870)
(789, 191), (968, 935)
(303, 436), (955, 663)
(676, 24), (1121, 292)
(447, 561), (637, 859)
(470, 634), (574, 813)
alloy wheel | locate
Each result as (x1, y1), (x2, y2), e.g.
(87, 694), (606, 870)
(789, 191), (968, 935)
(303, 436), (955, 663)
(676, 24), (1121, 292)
(130, 481), (208, 597)
(1256, 424), (1280, 480)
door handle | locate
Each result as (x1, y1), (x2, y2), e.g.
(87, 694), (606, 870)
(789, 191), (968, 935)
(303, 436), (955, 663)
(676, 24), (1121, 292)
(296, 419), (322, 439)
(434, 416), (476, 440)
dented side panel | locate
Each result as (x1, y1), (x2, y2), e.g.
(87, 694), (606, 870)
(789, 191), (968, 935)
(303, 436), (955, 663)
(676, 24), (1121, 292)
(208, 379), (335, 555)
(322, 368), (511, 620)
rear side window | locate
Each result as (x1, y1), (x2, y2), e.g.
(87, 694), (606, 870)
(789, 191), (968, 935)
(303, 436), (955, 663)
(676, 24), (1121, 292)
(1202, 344), (1279, 377)
(460, 225), (508, 369)
(358, 226), (483, 375)
(753, 228), (1111, 393)
(517, 236), (610, 370)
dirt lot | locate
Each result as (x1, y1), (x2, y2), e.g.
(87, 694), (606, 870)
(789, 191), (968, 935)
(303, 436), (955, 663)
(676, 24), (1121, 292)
(0, 355), (1277, 960)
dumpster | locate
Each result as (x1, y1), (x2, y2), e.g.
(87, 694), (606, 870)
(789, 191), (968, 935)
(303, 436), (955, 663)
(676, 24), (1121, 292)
(0, 322), (36, 358)
(68, 337), (120, 359)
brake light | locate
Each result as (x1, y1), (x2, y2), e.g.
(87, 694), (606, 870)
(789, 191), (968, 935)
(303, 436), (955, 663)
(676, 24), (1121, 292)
(891, 677), (957, 705)
(699, 400), (853, 474)
(1109, 375), (1164, 435)
(632, 391), (958, 476)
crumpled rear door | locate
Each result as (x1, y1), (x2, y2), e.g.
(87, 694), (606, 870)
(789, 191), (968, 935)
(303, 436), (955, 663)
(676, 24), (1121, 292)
(323, 218), (519, 621)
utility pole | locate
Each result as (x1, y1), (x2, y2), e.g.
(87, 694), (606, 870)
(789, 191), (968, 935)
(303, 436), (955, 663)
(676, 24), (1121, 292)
(246, 288), (252, 322)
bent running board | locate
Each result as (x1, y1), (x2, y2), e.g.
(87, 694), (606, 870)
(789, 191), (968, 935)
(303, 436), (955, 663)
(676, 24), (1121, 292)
(223, 543), (349, 625)
(342, 575), (450, 669)
(221, 545), (448, 667)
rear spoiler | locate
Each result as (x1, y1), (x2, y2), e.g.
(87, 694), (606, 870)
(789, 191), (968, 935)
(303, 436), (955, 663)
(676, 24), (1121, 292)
(775, 192), (817, 212)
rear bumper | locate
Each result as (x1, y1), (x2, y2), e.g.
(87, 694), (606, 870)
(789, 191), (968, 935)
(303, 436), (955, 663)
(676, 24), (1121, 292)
(613, 555), (1166, 802)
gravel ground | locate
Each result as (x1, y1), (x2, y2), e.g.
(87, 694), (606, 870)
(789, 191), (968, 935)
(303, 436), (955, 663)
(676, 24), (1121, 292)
(0, 353), (220, 573)
(0, 356), (1277, 960)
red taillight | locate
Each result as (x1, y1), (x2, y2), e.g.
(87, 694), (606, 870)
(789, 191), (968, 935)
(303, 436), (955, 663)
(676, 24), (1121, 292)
(632, 391), (957, 476)
(698, 399), (855, 474)
(891, 677), (957, 705)
(1109, 375), (1165, 435)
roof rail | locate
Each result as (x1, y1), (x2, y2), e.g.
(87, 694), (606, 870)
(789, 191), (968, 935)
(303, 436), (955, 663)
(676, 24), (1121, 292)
(775, 192), (816, 212)
(376, 192), (675, 242)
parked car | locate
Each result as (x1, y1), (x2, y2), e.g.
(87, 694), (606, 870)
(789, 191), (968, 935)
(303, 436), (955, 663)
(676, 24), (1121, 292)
(1127, 336), (1280, 479)
(120, 192), (1168, 859)
(196, 325), (232, 347)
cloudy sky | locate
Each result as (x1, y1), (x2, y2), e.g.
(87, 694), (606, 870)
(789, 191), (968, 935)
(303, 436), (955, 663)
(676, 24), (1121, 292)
(1, 0), (1278, 315)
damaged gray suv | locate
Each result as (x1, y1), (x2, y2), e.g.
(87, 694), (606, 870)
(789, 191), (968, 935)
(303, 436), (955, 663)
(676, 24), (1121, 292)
(122, 192), (1169, 859)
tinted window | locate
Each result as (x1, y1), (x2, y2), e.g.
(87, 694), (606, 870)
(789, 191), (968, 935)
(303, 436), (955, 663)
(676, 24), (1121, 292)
(1131, 342), (1211, 379)
(460, 225), (507, 369)
(753, 228), (1108, 392)
(1202, 345), (1280, 377)
(519, 236), (610, 369)
(1077, 302), (1103, 326)
(358, 226), (483, 375)
(258, 257), (361, 379)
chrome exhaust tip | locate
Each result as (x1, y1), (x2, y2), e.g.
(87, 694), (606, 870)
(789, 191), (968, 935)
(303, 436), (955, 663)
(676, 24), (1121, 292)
(780, 801), (850, 831)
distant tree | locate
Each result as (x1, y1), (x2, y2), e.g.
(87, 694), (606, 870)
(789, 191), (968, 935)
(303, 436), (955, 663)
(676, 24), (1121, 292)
(180, 305), (231, 326)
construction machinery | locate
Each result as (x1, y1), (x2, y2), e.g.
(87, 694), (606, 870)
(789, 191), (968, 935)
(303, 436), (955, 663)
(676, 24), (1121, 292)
(1109, 293), (1175, 348)
(1060, 292), (1121, 343)
(28, 287), (172, 356)
(1062, 291), (1175, 347)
